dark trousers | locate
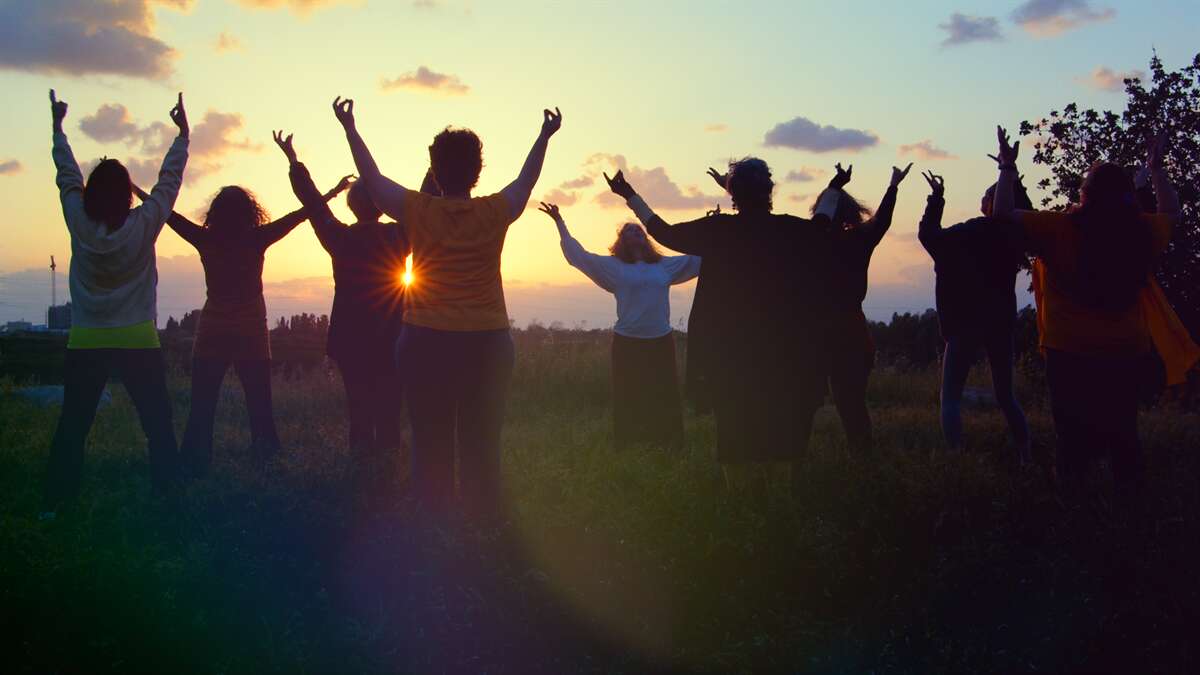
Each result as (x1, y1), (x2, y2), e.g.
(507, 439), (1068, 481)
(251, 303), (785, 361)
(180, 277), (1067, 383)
(336, 354), (403, 455)
(44, 348), (178, 510)
(940, 333), (1030, 452)
(1044, 349), (1145, 498)
(180, 357), (280, 475)
(396, 324), (514, 517)
(611, 333), (684, 450)
(828, 344), (875, 454)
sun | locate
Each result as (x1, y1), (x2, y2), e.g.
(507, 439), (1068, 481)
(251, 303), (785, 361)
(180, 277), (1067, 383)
(401, 253), (414, 286)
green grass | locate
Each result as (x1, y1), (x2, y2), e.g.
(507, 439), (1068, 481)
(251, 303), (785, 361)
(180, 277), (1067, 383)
(2, 338), (1199, 674)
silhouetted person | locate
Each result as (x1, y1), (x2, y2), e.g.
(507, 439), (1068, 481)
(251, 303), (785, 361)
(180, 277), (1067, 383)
(332, 96), (562, 519)
(275, 132), (412, 482)
(539, 202), (700, 449)
(42, 90), (189, 518)
(918, 169), (1032, 463)
(992, 127), (1180, 502)
(805, 162), (911, 454)
(608, 159), (838, 493)
(139, 138), (350, 478)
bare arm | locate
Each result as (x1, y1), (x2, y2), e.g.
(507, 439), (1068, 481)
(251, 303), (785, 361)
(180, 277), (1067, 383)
(257, 175), (352, 249)
(859, 163), (910, 245)
(917, 171), (945, 258)
(332, 97), (409, 220)
(605, 170), (712, 256)
(273, 130), (352, 255)
(990, 126), (1020, 219)
(501, 107), (563, 220)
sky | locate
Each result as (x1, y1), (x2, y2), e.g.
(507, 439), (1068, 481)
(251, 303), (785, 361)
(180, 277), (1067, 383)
(0, 0), (1196, 328)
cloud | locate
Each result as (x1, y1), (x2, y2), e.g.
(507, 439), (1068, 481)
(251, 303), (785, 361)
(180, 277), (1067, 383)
(704, 123), (728, 133)
(1076, 66), (1145, 92)
(560, 176), (594, 190)
(235, 0), (350, 14)
(584, 154), (725, 211)
(380, 66), (469, 95)
(784, 167), (824, 183)
(0, 160), (22, 176)
(0, 0), (188, 80)
(1011, 0), (1115, 37)
(215, 31), (243, 53)
(538, 188), (578, 207)
(763, 117), (879, 153)
(938, 13), (1003, 46)
(898, 140), (958, 160)
(787, 193), (814, 205)
(78, 104), (140, 143)
(412, 0), (440, 8)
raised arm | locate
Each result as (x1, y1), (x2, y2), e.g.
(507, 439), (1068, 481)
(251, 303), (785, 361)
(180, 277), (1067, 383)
(605, 170), (712, 256)
(258, 173), (353, 248)
(990, 126), (1020, 219)
(135, 183), (207, 248)
(539, 202), (620, 292)
(1146, 132), (1180, 218)
(333, 97), (409, 220)
(859, 163), (910, 244)
(274, 130), (352, 255)
(501, 107), (563, 220)
(48, 90), (87, 235)
(133, 93), (190, 239)
(917, 171), (945, 258)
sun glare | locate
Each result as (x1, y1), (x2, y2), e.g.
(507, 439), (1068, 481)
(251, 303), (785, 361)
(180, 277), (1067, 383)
(401, 253), (414, 286)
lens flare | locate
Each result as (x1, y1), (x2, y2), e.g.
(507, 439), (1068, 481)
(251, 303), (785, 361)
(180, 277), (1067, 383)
(401, 253), (414, 286)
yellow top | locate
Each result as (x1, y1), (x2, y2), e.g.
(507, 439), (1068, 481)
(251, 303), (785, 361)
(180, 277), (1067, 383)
(401, 190), (515, 332)
(67, 320), (160, 349)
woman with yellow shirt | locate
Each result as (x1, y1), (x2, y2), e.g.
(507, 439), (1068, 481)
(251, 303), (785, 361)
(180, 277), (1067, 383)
(992, 128), (1180, 502)
(331, 96), (562, 518)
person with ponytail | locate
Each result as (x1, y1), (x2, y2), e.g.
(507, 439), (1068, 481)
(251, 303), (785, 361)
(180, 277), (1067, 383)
(992, 127), (1180, 502)
(43, 90), (190, 517)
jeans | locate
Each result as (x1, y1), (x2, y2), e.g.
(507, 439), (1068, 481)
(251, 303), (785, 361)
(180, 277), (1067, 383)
(336, 354), (403, 455)
(1044, 349), (1145, 498)
(940, 334), (1031, 456)
(611, 333), (684, 450)
(396, 324), (514, 518)
(44, 348), (178, 510)
(180, 357), (280, 476)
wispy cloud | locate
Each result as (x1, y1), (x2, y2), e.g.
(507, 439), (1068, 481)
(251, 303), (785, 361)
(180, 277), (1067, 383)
(1011, 0), (1115, 37)
(784, 168), (824, 183)
(235, 0), (352, 15)
(0, 160), (22, 176)
(215, 31), (243, 53)
(585, 154), (725, 211)
(764, 117), (879, 153)
(380, 66), (470, 96)
(704, 123), (728, 133)
(938, 13), (1003, 47)
(1076, 66), (1144, 91)
(898, 140), (958, 160)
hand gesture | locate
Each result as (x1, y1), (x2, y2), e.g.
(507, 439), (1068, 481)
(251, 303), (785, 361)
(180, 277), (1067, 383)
(830, 162), (853, 189)
(537, 202), (562, 222)
(541, 107), (563, 139)
(604, 170), (637, 200)
(921, 170), (944, 198)
(332, 96), (355, 130)
(333, 174), (355, 194)
(273, 130), (297, 164)
(1145, 131), (1167, 171)
(49, 89), (68, 123)
(170, 93), (188, 138)
(890, 162), (913, 187)
(706, 167), (729, 190)
(989, 126), (1019, 168)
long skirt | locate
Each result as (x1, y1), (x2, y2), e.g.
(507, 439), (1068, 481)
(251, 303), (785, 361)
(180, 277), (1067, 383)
(612, 332), (685, 450)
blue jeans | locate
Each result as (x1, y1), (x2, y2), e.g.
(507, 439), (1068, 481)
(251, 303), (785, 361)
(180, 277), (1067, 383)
(396, 324), (514, 518)
(940, 333), (1030, 457)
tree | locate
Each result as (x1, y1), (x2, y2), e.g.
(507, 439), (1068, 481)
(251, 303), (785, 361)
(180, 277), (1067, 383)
(1019, 52), (1200, 336)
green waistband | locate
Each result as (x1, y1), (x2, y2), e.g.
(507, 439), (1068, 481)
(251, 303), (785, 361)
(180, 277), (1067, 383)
(68, 320), (160, 349)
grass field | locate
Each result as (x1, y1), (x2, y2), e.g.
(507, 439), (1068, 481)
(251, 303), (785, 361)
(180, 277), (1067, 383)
(2, 334), (1198, 674)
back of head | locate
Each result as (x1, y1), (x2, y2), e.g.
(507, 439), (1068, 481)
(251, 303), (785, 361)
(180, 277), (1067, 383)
(428, 127), (483, 196)
(204, 186), (269, 238)
(981, 181), (1034, 216)
(609, 222), (663, 264)
(811, 191), (872, 228)
(84, 159), (132, 230)
(346, 181), (382, 222)
(1071, 162), (1151, 312)
(726, 157), (773, 214)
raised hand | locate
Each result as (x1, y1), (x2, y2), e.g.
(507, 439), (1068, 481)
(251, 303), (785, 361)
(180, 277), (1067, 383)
(921, 170), (944, 198)
(170, 93), (188, 138)
(332, 174), (355, 194)
(990, 126), (1019, 168)
(830, 162), (853, 190)
(541, 107), (563, 139)
(273, 130), (297, 164)
(332, 96), (356, 130)
(890, 162), (913, 187)
(604, 170), (637, 200)
(706, 167), (728, 190)
(1145, 131), (1167, 171)
(537, 202), (562, 222)
(49, 89), (68, 125)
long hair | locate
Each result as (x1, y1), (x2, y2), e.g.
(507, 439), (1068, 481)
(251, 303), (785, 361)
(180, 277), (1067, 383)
(726, 157), (773, 213)
(428, 127), (483, 195)
(811, 190), (873, 229)
(203, 186), (270, 237)
(84, 159), (132, 230)
(1068, 161), (1153, 312)
(609, 223), (664, 264)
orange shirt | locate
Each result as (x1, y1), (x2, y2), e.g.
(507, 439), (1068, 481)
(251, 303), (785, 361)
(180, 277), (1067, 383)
(401, 190), (515, 331)
(1021, 210), (1173, 354)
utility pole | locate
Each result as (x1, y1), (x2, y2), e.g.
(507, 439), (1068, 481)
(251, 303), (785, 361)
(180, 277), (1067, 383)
(50, 255), (57, 308)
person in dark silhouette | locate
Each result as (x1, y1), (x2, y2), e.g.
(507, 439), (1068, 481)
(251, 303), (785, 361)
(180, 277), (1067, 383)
(804, 162), (911, 454)
(274, 131), (413, 485)
(539, 202), (700, 450)
(42, 90), (190, 518)
(992, 127), (1180, 502)
(331, 96), (562, 518)
(135, 138), (351, 478)
(608, 158), (838, 493)
(918, 168), (1033, 463)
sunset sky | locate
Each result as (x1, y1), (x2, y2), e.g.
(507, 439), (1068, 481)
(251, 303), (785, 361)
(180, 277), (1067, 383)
(0, 0), (1196, 328)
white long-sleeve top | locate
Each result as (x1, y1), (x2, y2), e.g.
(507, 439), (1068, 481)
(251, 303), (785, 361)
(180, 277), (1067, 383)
(560, 236), (701, 339)
(53, 131), (189, 328)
